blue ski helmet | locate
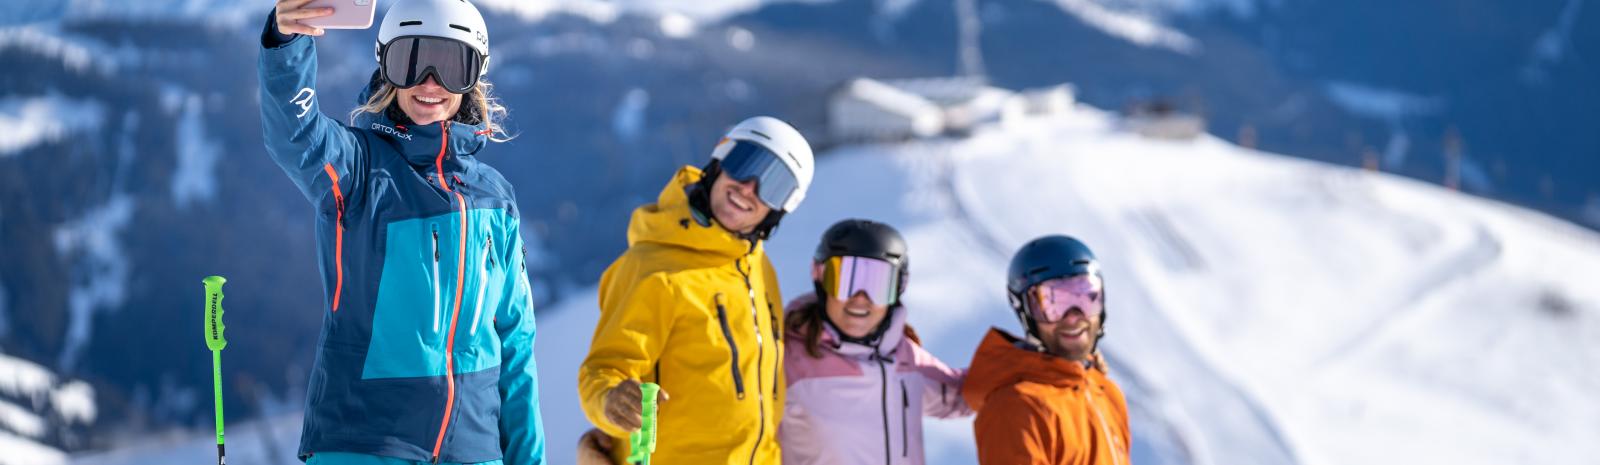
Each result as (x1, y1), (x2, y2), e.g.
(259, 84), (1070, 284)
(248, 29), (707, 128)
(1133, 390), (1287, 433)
(1006, 235), (1106, 345)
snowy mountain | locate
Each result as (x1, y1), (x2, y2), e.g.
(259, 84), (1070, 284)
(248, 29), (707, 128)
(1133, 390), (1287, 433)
(773, 105), (1600, 465)
(3, 0), (1595, 458)
(77, 100), (1600, 465)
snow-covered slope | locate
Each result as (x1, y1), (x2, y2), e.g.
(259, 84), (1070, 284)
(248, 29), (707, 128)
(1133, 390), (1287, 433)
(70, 413), (303, 465)
(72, 102), (1600, 465)
(0, 353), (95, 465)
(764, 107), (1600, 464)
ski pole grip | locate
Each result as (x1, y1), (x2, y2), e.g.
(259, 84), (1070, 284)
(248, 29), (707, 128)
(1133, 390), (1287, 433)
(204, 275), (227, 351)
(628, 382), (660, 464)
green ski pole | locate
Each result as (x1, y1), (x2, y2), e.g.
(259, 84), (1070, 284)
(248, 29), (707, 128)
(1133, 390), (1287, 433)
(627, 382), (660, 465)
(203, 276), (228, 465)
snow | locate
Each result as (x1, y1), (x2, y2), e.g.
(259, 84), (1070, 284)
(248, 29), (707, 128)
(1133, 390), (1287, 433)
(0, 400), (47, 438)
(51, 382), (96, 425)
(1322, 81), (1444, 123)
(1, 430), (68, 465)
(0, 353), (98, 465)
(54, 0), (258, 26)
(474, 0), (623, 24)
(0, 353), (58, 405)
(657, 12), (696, 39)
(1041, 0), (1201, 54)
(51, 194), (134, 371)
(761, 105), (1600, 464)
(1522, 0), (1585, 83)
(611, 88), (650, 143)
(876, 0), (923, 24)
(70, 103), (1600, 464)
(1323, 81), (1443, 170)
(1084, 0), (1266, 20)
(171, 94), (221, 209)
(0, 93), (106, 157)
(830, 78), (947, 141)
(0, 26), (110, 74)
(71, 414), (304, 465)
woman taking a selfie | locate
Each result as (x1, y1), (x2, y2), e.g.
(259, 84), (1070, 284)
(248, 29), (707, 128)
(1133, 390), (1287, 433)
(259, 0), (544, 464)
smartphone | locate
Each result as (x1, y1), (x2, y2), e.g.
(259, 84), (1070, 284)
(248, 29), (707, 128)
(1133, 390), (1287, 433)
(299, 0), (377, 30)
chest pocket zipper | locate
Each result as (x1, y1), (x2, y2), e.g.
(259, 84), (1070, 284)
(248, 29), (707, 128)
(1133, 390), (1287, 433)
(432, 225), (441, 332)
(469, 235), (493, 336)
(901, 380), (910, 459)
(713, 293), (745, 399)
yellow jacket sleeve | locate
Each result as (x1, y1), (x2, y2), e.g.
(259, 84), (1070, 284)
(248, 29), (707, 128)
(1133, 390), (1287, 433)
(578, 271), (676, 437)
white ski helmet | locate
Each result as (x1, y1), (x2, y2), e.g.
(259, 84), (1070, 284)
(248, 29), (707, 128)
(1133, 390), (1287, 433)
(708, 116), (815, 212)
(374, 0), (491, 76)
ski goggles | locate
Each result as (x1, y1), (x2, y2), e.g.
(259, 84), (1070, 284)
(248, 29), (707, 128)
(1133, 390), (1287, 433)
(720, 140), (801, 210)
(379, 36), (485, 94)
(1025, 275), (1103, 323)
(819, 256), (901, 306)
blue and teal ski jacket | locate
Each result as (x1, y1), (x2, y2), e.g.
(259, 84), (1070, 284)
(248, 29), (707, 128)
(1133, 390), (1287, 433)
(258, 14), (544, 465)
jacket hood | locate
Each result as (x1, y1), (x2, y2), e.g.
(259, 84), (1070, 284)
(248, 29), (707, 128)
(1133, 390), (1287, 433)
(626, 166), (761, 266)
(962, 327), (1088, 412)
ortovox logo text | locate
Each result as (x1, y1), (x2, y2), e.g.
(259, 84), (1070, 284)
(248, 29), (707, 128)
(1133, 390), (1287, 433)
(291, 88), (316, 119)
(370, 123), (414, 141)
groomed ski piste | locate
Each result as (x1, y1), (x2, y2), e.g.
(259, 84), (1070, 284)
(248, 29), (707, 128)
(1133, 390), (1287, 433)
(69, 103), (1600, 465)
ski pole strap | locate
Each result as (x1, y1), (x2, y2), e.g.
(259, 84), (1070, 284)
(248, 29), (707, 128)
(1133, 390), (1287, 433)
(628, 382), (660, 465)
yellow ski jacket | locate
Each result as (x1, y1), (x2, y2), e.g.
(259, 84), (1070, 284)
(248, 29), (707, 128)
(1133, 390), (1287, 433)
(579, 166), (785, 465)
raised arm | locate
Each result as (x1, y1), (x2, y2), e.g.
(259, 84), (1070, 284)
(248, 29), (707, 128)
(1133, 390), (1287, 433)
(257, 1), (364, 206)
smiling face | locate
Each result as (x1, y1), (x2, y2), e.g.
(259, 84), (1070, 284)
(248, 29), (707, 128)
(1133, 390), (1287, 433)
(395, 76), (464, 125)
(1035, 306), (1100, 362)
(814, 263), (890, 339)
(709, 173), (772, 234)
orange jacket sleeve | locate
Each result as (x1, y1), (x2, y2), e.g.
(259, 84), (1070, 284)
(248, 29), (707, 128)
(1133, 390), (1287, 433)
(973, 388), (1058, 465)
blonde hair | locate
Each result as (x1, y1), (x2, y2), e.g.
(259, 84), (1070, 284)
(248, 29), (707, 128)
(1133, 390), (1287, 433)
(349, 78), (513, 143)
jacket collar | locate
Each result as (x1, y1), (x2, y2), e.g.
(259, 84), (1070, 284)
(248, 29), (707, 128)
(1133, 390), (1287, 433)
(785, 292), (908, 360)
(352, 71), (490, 168)
(626, 166), (762, 265)
(823, 302), (906, 360)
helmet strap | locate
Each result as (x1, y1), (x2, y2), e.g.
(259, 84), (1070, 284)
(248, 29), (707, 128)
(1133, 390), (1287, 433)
(686, 163), (717, 228)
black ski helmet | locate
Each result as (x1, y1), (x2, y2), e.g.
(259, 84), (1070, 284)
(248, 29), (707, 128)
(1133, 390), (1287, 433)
(1006, 235), (1106, 346)
(814, 219), (910, 299)
(812, 219), (910, 345)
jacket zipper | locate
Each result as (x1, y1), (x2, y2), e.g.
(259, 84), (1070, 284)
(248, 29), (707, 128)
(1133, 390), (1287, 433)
(322, 164), (346, 313)
(432, 226), (441, 332)
(901, 380), (909, 459)
(1085, 388), (1125, 465)
(736, 258), (768, 465)
(768, 302), (780, 396)
(876, 354), (890, 465)
(469, 236), (493, 336)
(714, 296), (746, 398)
(430, 122), (465, 464)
